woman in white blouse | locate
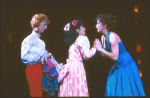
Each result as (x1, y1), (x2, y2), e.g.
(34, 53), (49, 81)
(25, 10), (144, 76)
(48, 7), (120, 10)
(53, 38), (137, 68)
(21, 14), (54, 97)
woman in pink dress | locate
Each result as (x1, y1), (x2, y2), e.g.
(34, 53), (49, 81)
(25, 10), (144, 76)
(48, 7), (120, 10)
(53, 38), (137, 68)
(58, 20), (96, 97)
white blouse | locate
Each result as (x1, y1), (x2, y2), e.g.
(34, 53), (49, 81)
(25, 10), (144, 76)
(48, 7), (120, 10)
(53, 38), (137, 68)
(21, 30), (47, 65)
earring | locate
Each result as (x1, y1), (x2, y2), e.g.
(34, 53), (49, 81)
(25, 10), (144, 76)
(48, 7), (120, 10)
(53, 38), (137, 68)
(34, 28), (39, 32)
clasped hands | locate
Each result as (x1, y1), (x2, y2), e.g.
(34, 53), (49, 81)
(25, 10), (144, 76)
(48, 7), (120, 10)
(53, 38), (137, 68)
(93, 38), (102, 51)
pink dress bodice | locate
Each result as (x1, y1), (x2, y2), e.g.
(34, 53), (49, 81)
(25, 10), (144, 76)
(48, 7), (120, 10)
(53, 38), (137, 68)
(67, 42), (82, 62)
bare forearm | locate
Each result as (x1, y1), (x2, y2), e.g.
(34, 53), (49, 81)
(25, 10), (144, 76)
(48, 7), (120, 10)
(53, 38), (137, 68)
(97, 48), (117, 61)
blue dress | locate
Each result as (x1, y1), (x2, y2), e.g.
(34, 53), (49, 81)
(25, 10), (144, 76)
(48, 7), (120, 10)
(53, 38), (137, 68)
(103, 32), (145, 96)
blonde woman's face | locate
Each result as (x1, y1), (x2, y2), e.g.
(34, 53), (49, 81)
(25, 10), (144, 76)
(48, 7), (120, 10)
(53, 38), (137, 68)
(39, 21), (47, 33)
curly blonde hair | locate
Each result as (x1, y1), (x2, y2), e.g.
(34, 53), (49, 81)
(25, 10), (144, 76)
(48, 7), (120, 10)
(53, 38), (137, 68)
(30, 14), (50, 28)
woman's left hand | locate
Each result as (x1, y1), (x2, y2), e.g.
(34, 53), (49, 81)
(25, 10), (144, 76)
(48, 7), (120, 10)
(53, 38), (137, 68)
(94, 39), (102, 51)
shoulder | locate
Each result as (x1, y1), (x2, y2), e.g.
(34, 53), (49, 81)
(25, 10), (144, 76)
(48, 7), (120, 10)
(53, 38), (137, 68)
(76, 35), (89, 43)
(76, 35), (90, 47)
(22, 34), (34, 45)
(22, 35), (29, 43)
(109, 32), (120, 45)
(77, 35), (89, 40)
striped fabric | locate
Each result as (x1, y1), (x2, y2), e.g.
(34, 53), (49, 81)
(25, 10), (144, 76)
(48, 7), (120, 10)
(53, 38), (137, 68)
(58, 37), (96, 97)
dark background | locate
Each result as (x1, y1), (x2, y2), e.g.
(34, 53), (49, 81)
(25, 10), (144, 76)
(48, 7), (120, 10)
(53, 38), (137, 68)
(1, 0), (149, 97)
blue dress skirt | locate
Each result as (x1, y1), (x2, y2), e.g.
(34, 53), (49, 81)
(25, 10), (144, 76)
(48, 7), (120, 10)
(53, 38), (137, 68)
(103, 32), (145, 96)
(42, 59), (59, 97)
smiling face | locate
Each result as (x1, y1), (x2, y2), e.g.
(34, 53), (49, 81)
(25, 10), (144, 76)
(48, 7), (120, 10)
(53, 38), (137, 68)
(96, 20), (106, 33)
(76, 25), (86, 36)
(38, 21), (47, 34)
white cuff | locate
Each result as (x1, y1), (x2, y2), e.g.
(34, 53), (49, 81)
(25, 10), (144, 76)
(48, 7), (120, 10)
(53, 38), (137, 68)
(91, 48), (96, 55)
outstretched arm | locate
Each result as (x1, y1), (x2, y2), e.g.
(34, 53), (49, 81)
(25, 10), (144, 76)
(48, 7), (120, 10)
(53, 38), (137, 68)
(78, 46), (96, 60)
(77, 36), (96, 60)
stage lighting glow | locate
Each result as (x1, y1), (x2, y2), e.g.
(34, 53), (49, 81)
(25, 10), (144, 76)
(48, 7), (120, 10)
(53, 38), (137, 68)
(136, 45), (141, 52)
(139, 70), (142, 78)
(137, 59), (141, 64)
(134, 7), (138, 13)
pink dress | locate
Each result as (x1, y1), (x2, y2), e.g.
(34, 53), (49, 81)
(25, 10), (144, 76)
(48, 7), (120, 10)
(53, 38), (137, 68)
(58, 35), (96, 97)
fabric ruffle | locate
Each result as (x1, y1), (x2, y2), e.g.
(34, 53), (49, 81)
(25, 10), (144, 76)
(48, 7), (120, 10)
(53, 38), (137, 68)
(76, 35), (90, 51)
(42, 60), (59, 97)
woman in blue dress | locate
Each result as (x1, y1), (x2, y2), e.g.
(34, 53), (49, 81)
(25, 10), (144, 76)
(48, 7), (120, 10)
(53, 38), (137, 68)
(94, 13), (145, 96)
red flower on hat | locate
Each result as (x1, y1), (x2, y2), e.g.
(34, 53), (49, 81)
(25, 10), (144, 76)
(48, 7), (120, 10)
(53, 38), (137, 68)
(72, 20), (77, 26)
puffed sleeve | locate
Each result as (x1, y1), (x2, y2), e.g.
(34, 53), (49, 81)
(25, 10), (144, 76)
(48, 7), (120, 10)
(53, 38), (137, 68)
(76, 35), (96, 60)
(21, 37), (42, 65)
(21, 37), (46, 65)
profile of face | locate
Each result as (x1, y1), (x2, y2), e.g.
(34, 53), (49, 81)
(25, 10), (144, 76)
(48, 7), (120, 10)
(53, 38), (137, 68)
(76, 25), (86, 36)
(38, 21), (47, 34)
(96, 20), (106, 33)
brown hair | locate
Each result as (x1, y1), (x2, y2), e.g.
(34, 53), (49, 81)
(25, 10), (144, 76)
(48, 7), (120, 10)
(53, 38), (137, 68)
(96, 13), (116, 31)
(30, 14), (50, 28)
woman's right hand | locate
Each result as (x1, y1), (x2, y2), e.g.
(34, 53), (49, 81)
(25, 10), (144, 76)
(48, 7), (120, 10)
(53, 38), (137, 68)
(58, 71), (69, 84)
(45, 52), (51, 59)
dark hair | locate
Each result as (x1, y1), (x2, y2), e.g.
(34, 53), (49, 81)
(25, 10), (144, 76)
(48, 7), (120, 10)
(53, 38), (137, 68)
(96, 13), (116, 31)
(63, 19), (83, 46)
